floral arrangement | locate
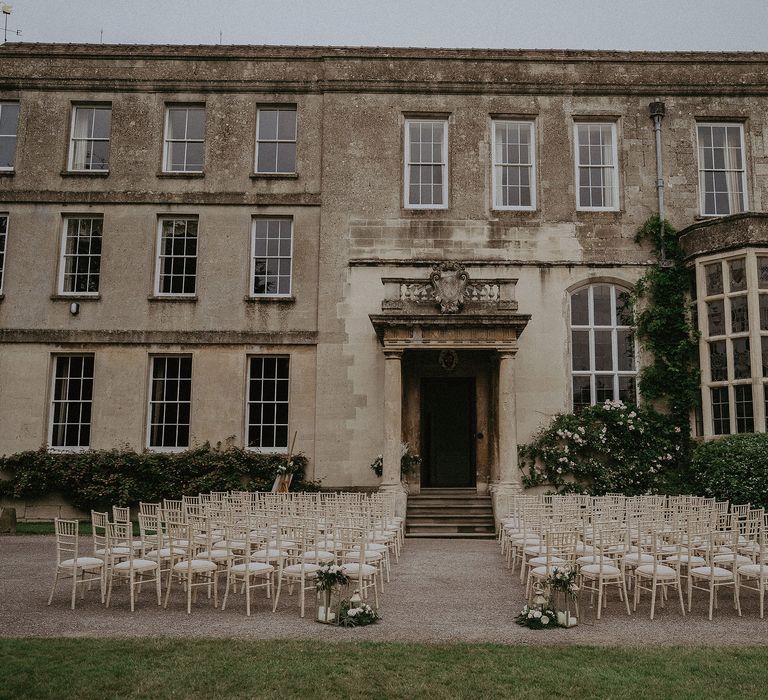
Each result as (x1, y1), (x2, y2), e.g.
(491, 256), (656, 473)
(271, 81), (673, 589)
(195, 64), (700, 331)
(339, 599), (380, 627)
(515, 603), (559, 630)
(370, 442), (422, 478)
(518, 399), (684, 496)
(315, 564), (350, 591)
(547, 566), (579, 595)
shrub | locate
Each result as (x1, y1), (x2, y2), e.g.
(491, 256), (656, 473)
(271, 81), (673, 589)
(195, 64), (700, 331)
(688, 433), (768, 508)
(519, 400), (684, 496)
(0, 445), (318, 512)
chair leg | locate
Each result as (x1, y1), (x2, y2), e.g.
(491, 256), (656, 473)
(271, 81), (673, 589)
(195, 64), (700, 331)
(650, 579), (657, 620)
(245, 574), (251, 617)
(155, 569), (162, 605)
(272, 574), (283, 612)
(708, 581), (714, 621)
(71, 569), (78, 610)
(187, 574), (193, 614)
(48, 570), (59, 606)
(596, 580), (603, 620)
(163, 572), (173, 609)
(677, 577), (685, 616)
(130, 571), (135, 612)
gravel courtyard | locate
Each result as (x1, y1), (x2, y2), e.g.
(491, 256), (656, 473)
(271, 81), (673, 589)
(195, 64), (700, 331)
(1, 535), (766, 645)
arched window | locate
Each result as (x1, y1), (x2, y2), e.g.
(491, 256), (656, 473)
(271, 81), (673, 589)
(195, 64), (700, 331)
(570, 283), (637, 410)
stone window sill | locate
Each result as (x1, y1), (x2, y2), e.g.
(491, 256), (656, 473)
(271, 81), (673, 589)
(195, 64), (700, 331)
(60, 170), (110, 177)
(156, 171), (205, 179)
(243, 295), (296, 303)
(250, 172), (299, 180)
(148, 295), (198, 303)
(50, 294), (101, 301)
(0, 170), (15, 177)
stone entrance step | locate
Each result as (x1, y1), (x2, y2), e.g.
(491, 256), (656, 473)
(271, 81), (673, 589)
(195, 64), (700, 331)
(406, 488), (495, 539)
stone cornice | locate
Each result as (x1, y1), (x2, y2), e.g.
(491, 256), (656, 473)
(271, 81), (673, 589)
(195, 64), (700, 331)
(2, 44), (767, 97)
(0, 191), (321, 207)
(678, 212), (768, 261)
(0, 329), (318, 346)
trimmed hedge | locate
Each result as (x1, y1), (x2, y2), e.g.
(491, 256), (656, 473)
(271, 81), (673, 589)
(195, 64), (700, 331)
(0, 446), (318, 512)
(688, 433), (768, 508)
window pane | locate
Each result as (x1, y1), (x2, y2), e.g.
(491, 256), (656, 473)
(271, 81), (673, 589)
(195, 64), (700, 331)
(617, 329), (635, 371)
(571, 331), (590, 371)
(734, 385), (754, 433)
(759, 294), (768, 331)
(594, 330), (613, 371)
(572, 376), (591, 411)
(276, 109), (296, 140)
(728, 258), (747, 292)
(711, 387), (730, 435)
(705, 262), (723, 296)
(258, 109), (278, 140)
(148, 356), (192, 448)
(571, 289), (589, 325)
(733, 337), (751, 379)
(276, 142), (296, 173)
(709, 340), (728, 382)
(595, 375), (614, 403)
(592, 285), (612, 325)
(758, 258), (768, 289)
(50, 355), (94, 448)
(185, 108), (205, 139)
(0, 103), (19, 135)
(730, 295), (749, 334)
(706, 299), (725, 336)
(618, 376), (636, 403)
(247, 356), (289, 450)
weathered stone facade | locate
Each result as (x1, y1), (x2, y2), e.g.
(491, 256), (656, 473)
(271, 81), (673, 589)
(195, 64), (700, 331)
(1, 44), (767, 495)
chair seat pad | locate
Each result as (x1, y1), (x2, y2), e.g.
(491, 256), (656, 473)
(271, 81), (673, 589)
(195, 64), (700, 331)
(524, 545), (558, 556)
(623, 552), (654, 564)
(530, 566), (561, 578)
(689, 566), (733, 579)
(665, 554), (705, 565)
(214, 540), (246, 550)
(114, 558), (158, 572)
(231, 562), (274, 574)
(60, 557), (104, 569)
(341, 563), (377, 577)
(577, 555), (613, 566)
(713, 553), (753, 566)
(737, 563), (768, 577)
(349, 543), (386, 552)
(580, 564), (622, 577)
(301, 550), (335, 562)
(528, 556), (566, 567)
(196, 549), (230, 561)
(343, 551), (382, 562)
(95, 546), (131, 556)
(635, 564), (677, 578)
(173, 559), (217, 572)
(283, 563), (320, 575)
(251, 549), (282, 559)
(145, 546), (186, 558)
(268, 540), (298, 550)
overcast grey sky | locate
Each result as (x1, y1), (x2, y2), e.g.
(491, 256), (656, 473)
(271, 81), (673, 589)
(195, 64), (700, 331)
(4, 0), (768, 51)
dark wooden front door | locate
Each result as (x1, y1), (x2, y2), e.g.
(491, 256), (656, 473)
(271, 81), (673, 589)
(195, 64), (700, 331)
(420, 378), (475, 487)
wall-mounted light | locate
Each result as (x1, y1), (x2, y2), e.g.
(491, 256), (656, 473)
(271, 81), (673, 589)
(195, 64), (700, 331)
(69, 302), (80, 316)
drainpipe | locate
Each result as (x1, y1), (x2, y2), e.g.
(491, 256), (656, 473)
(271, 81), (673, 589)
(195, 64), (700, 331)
(649, 99), (672, 267)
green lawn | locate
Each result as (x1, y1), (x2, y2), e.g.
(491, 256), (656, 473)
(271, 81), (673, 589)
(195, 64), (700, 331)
(1, 639), (766, 699)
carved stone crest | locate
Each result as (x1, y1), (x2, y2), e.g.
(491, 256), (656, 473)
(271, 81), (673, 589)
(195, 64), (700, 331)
(430, 262), (469, 314)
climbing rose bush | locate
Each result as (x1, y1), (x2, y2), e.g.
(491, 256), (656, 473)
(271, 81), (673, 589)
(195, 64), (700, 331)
(519, 400), (684, 495)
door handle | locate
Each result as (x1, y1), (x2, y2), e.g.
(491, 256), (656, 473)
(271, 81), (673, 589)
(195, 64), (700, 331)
(476, 432), (484, 440)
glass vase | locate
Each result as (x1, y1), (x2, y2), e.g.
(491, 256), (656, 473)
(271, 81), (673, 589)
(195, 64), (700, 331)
(316, 583), (347, 624)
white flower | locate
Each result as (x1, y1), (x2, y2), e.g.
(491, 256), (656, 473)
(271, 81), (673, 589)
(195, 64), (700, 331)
(541, 615), (550, 625)
(527, 611), (534, 619)
(533, 610), (542, 618)
(347, 609), (358, 617)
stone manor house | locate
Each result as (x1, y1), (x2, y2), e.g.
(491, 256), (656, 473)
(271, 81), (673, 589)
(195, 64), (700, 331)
(1, 44), (767, 512)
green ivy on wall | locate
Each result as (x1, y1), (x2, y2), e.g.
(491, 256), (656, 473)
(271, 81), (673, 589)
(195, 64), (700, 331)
(632, 215), (701, 436)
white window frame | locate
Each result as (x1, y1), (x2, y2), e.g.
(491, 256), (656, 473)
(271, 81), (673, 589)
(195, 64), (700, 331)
(0, 101), (19, 172)
(48, 354), (95, 452)
(573, 121), (619, 212)
(146, 354), (193, 452)
(249, 217), (293, 298)
(404, 118), (448, 210)
(696, 249), (767, 436)
(491, 119), (536, 211)
(245, 355), (290, 453)
(0, 213), (8, 294)
(255, 106), (297, 174)
(162, 105), (205, 173)
(58, 216), (103, 296)
(67, 105), (112, 172)
(154, 216), (199, 297)
(696, 122), (748, 218)
(569, 283), (638, 409)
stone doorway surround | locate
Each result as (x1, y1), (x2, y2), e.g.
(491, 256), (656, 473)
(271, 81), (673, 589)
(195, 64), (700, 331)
(369, 262), (531, 515)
